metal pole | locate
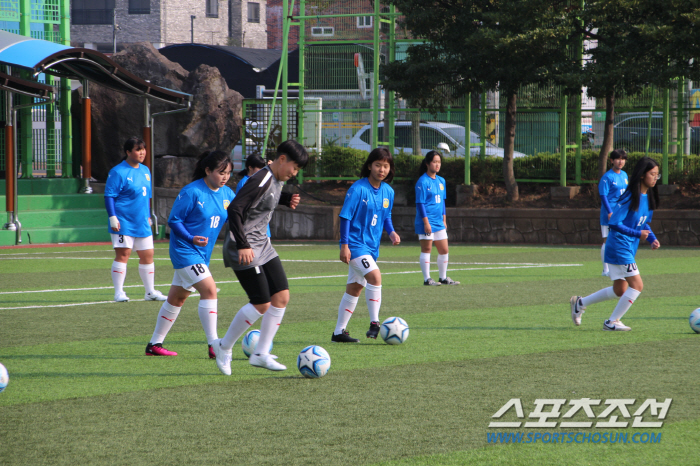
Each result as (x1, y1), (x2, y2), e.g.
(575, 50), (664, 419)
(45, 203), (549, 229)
(371, 0), (380, 149)
(480, 93), (487, 158)
(676, 78), (684, 169)
(80, 80), (93, 193)
(281, 0), (289, 147)
(465, 94), (471, 185)
(387, 4), (396, 155)
(662, 88), (669, 185)
(113, 8), (117, 53)
(560, 94), (568, 186)
(60, 0), (73, 179)
(645, 86), (654, 155)
(191, 15), (196, 44)
(297, 0), (306, 183)
(4, 91), (15, 231)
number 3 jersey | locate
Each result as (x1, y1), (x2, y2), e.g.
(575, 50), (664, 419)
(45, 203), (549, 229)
(339, 177), (395, 261)
(605, 193), (655, 265)
(168, 178), (235, 269)
(104, 160), (152, 237)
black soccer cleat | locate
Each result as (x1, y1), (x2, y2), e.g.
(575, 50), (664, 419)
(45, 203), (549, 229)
(366, 321), (380, 339)
(331, 329), (360, 343)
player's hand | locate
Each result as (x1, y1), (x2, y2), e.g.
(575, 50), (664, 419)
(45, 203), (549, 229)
(289, 194), (300, 210)
(109, 216), (120, 232)
(608, 212), (612, 220)
(651, 239), (661, 250)
(193, 236), (208, 247)
(390, 231), (401, 245)
(423, 218), (432, 236)
(339, 244), (351, 264)
(238, 248), (255, 265)
(640, 230), (650, 242)
(148, 217), (153, 226)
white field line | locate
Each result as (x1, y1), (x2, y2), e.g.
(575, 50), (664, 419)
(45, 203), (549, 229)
(0, 244), (316, 257)
(0, 263), (581, 309)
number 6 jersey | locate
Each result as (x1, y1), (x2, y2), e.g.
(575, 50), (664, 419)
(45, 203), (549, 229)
(168, 178), (235, 269)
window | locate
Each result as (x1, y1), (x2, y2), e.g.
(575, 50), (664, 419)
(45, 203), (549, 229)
(248, 3), (260, 23)
(206, 0), (218, 18)
(357, 16), (372, 28)
(311, 27), (334, 37)
(129, 0), (150, 14)
(71, 0), (115, 25)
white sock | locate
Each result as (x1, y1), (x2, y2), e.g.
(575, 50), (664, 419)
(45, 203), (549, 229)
(420, 252), (431, 280)
(256, 306), (285, 356)
(138, 263), (156, 294)
(365, 283), (381, 322)
(334, 293), (359, 335)
(609, 288), (641, 322)
(150, 301), (181, 344)
(111, 261), (127, 294)
(438, 254), (449, 280)
(198, 299), (218, 345)
(601, 244), (609, 273)
(221, 303), (262, 350)
(581, 286), (617, 307)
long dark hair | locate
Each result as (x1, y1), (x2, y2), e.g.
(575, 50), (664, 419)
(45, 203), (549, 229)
(193, 150), (233, 181)
(239, 153), (266, 177)
(360, 147), (395, 183)
(419, 150), (442, 176)
(626, 156), (659, 212)
(122, 137), (146, 162)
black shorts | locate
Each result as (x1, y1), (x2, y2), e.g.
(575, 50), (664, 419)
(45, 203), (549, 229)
(233, 256), (289, 305)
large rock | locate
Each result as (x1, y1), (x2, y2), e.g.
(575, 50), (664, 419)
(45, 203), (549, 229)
(75, 42), (243, 181)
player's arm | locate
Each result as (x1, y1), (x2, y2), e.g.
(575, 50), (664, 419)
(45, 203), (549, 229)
(442, 199), (446, 226)
(417, 203), (431, 235)
(644, 223), (660, 249)
(338, 188), (360, 264)
(104, 196), (120, 231)
(339, 218), (351, 264)
(104, 171), (123, 232)
(279, 191), (300, 210)
(599, 179), (613, 218)
(385, 194), (400, 245)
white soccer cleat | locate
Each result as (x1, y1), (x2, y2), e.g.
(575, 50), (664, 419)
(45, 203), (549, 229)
(145, 290), (167, 301)
(211, 339), (232, 376)
(601, 271), (610, 277)
(249, 353), (286, 371)
(570, 296), (585, 326)
(603, 319), (631, 331)
(115, 292), (130, 302)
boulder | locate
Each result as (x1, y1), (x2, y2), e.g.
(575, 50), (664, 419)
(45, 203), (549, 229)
(75, 42), (243, 181)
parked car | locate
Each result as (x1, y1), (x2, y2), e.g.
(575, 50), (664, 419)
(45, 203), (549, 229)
(347, 121), (527, 157)
(613, 112), (700, 153)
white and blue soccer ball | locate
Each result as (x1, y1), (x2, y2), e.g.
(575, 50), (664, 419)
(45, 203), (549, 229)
(380, 317), (409, 345)
(689, 309), (700, 334)
(241, 329), (273, 358)
(0, 363), (8, 393)
(297, 345), (331, 378)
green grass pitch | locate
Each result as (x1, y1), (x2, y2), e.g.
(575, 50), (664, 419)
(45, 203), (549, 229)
(1, 241), (698, 465)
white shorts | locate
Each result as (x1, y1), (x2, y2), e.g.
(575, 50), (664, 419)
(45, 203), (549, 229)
(172, 263), (212, 292)
(601, 225), (610, 238)
(419, 229), (448, 241)
(608, 263), (640, 281)
(111, 234), (154, 251)
(347, 255), (379, 286)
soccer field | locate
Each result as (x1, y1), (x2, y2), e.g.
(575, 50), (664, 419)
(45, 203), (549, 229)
(0, 241), (698, 465)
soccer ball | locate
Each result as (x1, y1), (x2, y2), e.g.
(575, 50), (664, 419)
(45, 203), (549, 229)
(689, 309), (700, 333)
(297, 345), (331, 378)
(380, 317), (409, 345)
(241, 329), (273, 358)
(0, 363), (8, 393)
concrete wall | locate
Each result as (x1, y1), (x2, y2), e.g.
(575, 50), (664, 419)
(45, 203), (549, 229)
(230, 0), (267, 48)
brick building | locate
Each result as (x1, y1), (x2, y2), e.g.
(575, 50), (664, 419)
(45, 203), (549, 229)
(71, 0), (266, 52)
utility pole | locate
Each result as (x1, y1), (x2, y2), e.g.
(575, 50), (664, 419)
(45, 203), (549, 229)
(191, 15), (196, 43)
(112, 8), (118, 53)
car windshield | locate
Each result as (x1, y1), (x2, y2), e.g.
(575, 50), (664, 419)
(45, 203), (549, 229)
(442, 126), (496, 149)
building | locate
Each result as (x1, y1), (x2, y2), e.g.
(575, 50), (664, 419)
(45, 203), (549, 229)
(70, 0), (266, 52)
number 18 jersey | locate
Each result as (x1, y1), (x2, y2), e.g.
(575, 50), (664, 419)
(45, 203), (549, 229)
(169, 178), (235, 269)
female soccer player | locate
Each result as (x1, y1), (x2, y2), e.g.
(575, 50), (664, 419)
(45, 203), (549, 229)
(144, 150), (234, 357)
(236, 153), (270, 237)
(415, 150), (459, 286)
(598, 149), (628, 276)
(104, 137), (166, 303)
(330, 147), (401, 343)
(570, 156), (660, 331)
(211, 140), (308, 375)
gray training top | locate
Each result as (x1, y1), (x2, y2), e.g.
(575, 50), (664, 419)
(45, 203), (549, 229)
(223, 166), (293, 271)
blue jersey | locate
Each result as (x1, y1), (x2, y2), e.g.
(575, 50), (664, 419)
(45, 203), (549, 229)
(236, 175), (270, 237)
(339, 178), (394, 261)
(604, 193), (654, 265)
(104, 160), (152, 237)
(168, 178), (235, 269)
(599, 169), (628, 226)
(414, 173), (446, 234)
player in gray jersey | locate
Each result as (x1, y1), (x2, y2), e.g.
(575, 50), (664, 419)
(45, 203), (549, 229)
(211, 140), (309, 375)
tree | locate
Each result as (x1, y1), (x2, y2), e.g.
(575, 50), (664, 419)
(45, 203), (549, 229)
(382, 0), (578, 201)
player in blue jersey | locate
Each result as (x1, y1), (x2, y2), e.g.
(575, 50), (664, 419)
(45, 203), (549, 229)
(571, 157), (660, 331)
(236, 153), (270, 237)
(331, 147), (401, 343)
(599, 149), (629, 277)
(104, 137), (166, 303)
(144, 150), (234, 357)
(415, 150), (459, 286)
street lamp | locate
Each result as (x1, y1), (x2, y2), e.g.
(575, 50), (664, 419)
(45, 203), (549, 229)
(191, 15), (196, 44)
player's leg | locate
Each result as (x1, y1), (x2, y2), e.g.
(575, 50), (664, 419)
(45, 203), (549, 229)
(570, 264), (622, 326)
(191, 275), (219, 357)
(331, 267), (365, 343)
(362, 257), (382, 339)
(145, 274), (191, 356)
(605, 267), (642, 331)
(435, 232), (459, 285)
(419, 238), (438, 285)
(111, 234), (133, 302)
(134, 236), (166, 301)
(601, 226), (610, 276)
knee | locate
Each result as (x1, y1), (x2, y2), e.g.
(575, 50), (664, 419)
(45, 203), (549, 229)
(271, 291), (290, 308)
(365, 271), (381, 286)
(254, 302), (271, 314)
